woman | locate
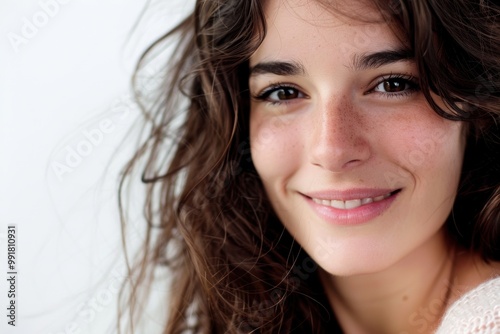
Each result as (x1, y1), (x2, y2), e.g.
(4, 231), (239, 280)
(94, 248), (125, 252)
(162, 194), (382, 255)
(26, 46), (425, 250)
(119, 0), (500, 332)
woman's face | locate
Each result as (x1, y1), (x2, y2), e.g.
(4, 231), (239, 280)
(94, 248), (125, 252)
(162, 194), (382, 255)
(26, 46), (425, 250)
(249, 0), (466, 276)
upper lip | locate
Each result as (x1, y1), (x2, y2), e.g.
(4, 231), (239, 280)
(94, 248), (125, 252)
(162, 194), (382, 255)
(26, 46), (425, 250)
(302, 188), (400, 201)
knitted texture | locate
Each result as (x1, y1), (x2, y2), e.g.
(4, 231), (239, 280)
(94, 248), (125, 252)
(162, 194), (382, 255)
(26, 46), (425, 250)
(435, 276), (500, 333)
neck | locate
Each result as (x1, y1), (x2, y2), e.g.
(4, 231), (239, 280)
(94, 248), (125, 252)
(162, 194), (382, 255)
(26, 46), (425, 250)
(321, 230), (456, 334)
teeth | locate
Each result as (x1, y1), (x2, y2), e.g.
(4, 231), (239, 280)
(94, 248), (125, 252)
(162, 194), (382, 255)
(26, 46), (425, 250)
(361, 197), (373, 205)
(331, 200), (345, 209)
(344, 199), (361, 209)
(373, 193), (391, 202)
(312, 192), (393, 210)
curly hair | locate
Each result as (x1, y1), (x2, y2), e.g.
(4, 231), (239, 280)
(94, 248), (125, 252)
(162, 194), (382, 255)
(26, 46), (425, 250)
(118, 0), (500, 332)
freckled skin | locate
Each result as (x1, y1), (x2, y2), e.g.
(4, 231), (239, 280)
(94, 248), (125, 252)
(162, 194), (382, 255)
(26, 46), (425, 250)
(248, 3), (475, 332)
(249, 0), (466, 277)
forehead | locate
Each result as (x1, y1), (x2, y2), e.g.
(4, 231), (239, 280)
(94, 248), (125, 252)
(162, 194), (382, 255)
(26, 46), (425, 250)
(251, 0), (403, 66)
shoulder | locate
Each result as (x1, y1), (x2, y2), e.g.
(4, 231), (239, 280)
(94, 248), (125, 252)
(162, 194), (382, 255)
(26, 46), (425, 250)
(435, 276), (500, 333)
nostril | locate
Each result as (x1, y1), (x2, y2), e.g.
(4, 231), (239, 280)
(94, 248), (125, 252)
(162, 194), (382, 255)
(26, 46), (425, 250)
(342, 158), (365, 169)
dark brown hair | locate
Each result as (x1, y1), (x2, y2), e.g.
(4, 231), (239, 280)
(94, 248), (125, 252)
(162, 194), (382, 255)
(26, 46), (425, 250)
(118, 0), (500, 332)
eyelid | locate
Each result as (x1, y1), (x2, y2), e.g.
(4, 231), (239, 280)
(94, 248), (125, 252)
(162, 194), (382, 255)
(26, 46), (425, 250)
(253, 82), (302, 99)
(252, 82), (308, 103)
(365, 73), (420, 95)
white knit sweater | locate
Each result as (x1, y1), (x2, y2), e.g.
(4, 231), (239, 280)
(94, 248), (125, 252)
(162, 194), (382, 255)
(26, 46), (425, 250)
(435, 276), (500, 333)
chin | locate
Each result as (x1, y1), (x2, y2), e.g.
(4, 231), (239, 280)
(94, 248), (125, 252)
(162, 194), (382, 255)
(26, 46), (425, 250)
(316, 251), (396, 277)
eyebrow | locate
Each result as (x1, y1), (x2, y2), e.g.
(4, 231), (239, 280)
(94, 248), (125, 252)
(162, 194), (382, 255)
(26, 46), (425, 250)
(249, 60), (305, 77)
(249, 49), (414, 77)
(350, 49), (414, 70)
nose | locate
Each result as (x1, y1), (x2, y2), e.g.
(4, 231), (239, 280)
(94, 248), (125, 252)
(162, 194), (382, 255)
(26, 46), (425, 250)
(309, 95), (371, 172)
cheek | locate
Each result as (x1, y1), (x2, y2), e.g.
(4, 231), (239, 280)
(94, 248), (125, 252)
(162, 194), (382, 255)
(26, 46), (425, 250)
(374, 107), (465, 187)
(400, 122), (463, 174)
(382, 119), (465, 230)
(250, 115), (302, 184)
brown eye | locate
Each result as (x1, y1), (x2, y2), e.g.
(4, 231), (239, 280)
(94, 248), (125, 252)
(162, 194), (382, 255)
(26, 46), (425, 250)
(373, 76), (419, 95)
(383, 80), (406, 92)
(276, 87), (300, 100)
(257, 85), (305, 103)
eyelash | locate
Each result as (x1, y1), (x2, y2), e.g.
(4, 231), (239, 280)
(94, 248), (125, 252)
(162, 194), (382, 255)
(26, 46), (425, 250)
(253, 83), (305, 106)
(368, 74), (420, 98)
(252, 74), (421, 105)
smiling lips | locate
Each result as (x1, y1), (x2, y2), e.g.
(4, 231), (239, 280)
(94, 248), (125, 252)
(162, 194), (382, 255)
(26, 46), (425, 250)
(305, 189), (401, 225)
(311, 192), (392, 210)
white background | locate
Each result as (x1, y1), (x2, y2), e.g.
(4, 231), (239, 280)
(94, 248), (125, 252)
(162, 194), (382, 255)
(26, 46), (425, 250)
(1, 0), (192, 333)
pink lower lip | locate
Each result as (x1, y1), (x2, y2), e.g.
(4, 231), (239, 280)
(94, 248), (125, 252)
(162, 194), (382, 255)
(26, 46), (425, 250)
(304, 191), (400, 226)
